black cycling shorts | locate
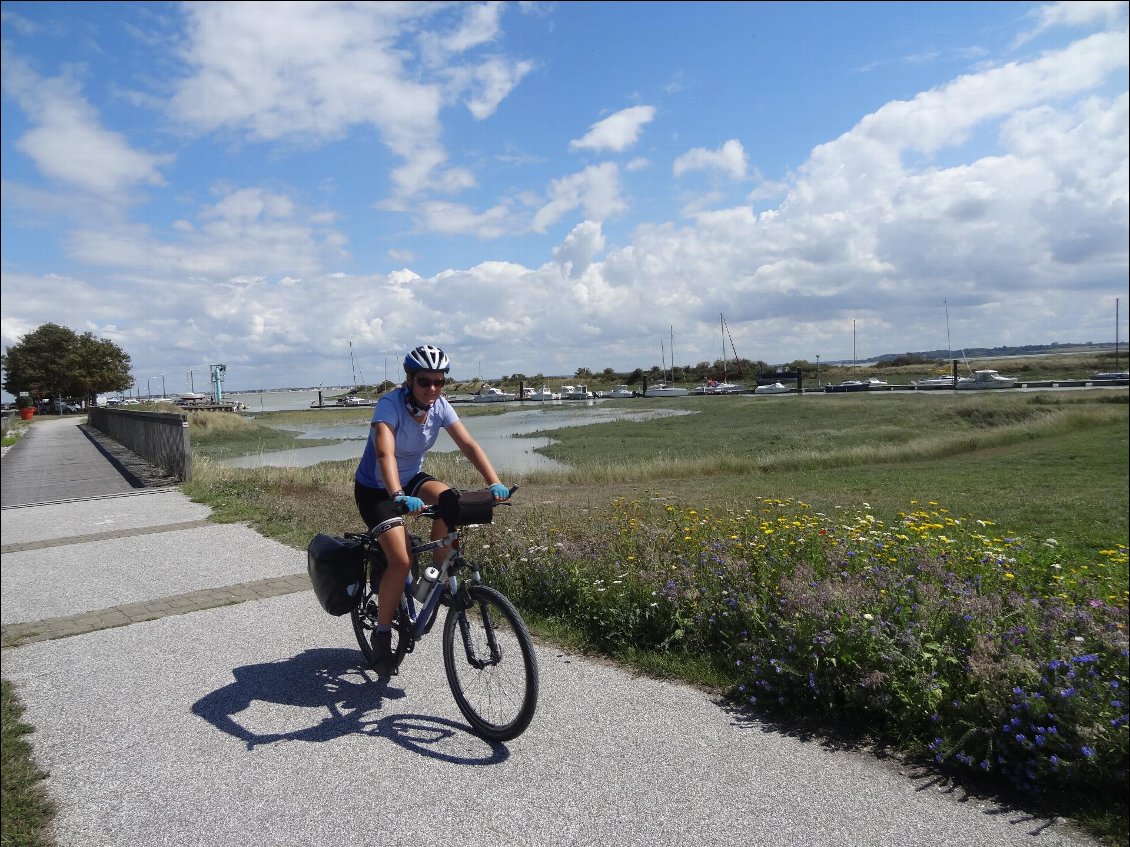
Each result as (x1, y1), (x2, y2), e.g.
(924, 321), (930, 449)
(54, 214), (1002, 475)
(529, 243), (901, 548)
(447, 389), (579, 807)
(354, 472), (435, 530)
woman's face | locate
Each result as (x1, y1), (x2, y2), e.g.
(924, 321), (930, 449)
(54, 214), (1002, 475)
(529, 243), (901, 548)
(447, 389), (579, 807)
(409, 369), (447, 406)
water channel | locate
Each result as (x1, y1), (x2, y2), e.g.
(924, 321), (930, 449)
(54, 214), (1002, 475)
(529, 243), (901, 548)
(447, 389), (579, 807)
(220, 401), (694, 473)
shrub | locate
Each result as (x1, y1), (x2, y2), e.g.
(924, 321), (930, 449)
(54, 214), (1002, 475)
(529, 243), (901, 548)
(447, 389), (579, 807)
(479, 498), (1129, 806)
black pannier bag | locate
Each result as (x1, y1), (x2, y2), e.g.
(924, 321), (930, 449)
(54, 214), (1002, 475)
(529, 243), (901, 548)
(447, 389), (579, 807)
(307, 534), (365, 615)
(437, 489), (495, 527)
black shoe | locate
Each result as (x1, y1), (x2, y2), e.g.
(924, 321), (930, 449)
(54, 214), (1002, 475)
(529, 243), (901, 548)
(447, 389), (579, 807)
(371, 630), (397, 675)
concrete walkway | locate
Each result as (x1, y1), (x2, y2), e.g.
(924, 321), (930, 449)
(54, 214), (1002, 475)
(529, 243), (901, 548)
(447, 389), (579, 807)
(0, 417), (1098, 847)
(2, 417), (308, 648)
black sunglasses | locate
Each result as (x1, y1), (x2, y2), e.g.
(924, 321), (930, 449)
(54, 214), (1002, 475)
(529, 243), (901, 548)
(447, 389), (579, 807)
(415, 377), (446, 389)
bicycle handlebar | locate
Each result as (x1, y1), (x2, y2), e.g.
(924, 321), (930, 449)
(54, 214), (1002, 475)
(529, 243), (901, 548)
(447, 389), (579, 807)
(409, 484), (518, 518)
(345, 487), (518, 542)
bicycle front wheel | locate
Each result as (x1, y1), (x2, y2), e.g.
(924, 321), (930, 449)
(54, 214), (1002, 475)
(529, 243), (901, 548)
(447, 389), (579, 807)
(443, 584), (539, 741)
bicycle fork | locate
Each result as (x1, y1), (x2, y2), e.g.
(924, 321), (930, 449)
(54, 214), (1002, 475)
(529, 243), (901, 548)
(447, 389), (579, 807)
(455, 595), (504, 670)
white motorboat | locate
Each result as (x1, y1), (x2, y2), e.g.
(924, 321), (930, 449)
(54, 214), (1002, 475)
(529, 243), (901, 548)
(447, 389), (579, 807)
(608, 385), (635, 399)
(956, 370), (1017, 389)
(644, 382), (690, 397)
(754, 382), (791, 395)
(913, 375), (957, 388)
(525, 385), (559, 401)
(560, 384), (594, 400)
(695, 379), (745, 395)
(471, 386), (517, 403)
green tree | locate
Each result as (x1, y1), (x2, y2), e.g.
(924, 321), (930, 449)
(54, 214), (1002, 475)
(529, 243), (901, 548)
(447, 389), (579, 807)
(3, 323), (132, 409)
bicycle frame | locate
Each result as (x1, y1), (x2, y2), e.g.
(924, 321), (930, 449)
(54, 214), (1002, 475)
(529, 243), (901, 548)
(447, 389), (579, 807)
(402, 530), (468, 639)
(353, 489), (514, 651)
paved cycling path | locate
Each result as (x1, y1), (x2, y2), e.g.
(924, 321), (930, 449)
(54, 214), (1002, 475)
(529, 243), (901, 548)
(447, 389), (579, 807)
(1, 417), (1097, 847)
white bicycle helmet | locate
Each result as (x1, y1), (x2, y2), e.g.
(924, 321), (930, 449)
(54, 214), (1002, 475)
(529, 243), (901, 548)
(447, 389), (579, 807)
(404, 344), (450, 373)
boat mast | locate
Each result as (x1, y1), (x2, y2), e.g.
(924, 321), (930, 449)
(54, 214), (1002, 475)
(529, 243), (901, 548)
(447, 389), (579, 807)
(1117, 297), (1122, 373)
(670, 325), (676, 384)
(722, 314), (742, 377)
(721, 313), (726, 383)
(944, 298), (952, 361)
(852, 319), (857, 376)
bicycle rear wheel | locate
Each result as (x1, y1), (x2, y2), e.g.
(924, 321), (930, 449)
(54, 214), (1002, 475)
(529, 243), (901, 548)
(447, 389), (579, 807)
(351, 584), (410, 671)
(443, 584), (539, 741)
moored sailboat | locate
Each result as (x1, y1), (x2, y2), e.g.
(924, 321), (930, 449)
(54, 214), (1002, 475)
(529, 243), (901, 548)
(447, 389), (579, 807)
(644, 327), (689, 396)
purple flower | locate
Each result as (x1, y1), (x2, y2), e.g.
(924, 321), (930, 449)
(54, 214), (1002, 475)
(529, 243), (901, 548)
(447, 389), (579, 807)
(1080, 745), (1096, 758)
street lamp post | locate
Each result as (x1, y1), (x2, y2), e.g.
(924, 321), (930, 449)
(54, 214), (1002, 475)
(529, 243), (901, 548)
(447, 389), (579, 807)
(161, 373), (166, 399)
(816, 355), (820, 388)
(147, 377), (155, 399)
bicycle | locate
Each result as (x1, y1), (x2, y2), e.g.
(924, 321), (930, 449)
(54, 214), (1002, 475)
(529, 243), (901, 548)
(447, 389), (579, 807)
(343, 487), (539, 742)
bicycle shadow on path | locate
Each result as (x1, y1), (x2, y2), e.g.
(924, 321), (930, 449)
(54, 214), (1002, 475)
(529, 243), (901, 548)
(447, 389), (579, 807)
(191, 646), (509, 766)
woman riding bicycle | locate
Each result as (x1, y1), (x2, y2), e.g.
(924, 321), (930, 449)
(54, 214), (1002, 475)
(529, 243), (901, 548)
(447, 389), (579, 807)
(354, 344), (510, 673)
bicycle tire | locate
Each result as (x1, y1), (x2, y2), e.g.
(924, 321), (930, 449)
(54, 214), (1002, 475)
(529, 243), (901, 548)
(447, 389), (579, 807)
(351, 584), (410, 671)
(442, 584), (539, 741)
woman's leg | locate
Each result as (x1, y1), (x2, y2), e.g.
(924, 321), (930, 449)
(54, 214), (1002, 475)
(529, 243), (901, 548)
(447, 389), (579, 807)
(417, 479), (452, 566)
(355, 480), (411, 634)
(374, 526), (412, 626)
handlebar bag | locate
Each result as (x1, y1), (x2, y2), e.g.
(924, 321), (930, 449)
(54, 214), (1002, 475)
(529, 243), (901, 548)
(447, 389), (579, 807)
(307, 534), (365, 615)
(437, 489), (495, 527)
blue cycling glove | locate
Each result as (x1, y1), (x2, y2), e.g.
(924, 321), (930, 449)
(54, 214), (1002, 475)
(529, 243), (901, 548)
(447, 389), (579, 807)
(490, 483), (510, 501)
(394, 494), (425, 513)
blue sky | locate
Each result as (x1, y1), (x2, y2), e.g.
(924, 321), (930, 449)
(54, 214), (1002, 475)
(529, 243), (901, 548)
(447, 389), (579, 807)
(2, 1), (1127, 393)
